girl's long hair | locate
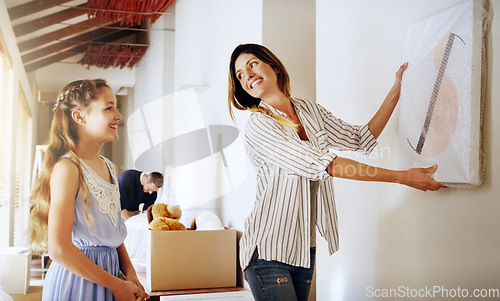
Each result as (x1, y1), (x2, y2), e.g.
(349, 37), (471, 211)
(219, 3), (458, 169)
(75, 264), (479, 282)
(228, 43), (297, 129)
(27, 79), (109, 255)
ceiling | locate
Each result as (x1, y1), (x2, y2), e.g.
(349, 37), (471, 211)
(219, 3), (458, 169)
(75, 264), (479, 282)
(4, 0), (174, 95)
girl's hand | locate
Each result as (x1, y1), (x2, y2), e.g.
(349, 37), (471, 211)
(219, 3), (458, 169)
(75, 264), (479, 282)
(402, 165), (446, 191)
(113, 279), (149, 301)
(127, 274), (147, 295)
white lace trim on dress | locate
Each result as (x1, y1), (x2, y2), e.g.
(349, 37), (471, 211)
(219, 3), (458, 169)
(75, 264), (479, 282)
(80, 158), (120, 227)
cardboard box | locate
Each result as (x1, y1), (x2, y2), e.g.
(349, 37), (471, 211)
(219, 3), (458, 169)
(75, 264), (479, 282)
(147, 228), (237, 291)
(0, 247), (31, 294)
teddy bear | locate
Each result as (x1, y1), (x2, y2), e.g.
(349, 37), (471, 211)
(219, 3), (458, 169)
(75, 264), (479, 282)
(146, 203), (187, 231)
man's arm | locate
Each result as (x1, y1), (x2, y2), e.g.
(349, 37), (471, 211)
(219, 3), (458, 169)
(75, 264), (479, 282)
(121, 209), (131, 221)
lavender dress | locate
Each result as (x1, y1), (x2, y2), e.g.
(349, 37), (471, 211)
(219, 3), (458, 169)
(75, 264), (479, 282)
(42, 156), (127, 301)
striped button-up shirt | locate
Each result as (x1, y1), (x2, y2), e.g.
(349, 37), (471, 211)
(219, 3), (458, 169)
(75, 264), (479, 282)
(240, 97), (377, 269)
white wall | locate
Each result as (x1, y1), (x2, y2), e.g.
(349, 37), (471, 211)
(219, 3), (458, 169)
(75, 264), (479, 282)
(133, 16), (170, 111)
(129, 6), (176, 172)
(125, 0), (263, 234)
(263, 0), (316, 101)
(174, 0), (262, 124)
(173, 0), (262, 228)
(316, 0), (500, 300)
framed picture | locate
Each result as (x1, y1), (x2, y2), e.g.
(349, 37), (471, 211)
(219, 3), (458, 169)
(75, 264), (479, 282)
(398, 0), (489, 187)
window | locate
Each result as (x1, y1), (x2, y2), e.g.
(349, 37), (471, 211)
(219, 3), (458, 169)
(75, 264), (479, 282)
(0, 42), (14, 247)
(0, 36), (33, 248)
(14, 89), (32, 246)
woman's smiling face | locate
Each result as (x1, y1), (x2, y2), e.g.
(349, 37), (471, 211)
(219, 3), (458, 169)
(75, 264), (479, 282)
(234, 53), (280, 100)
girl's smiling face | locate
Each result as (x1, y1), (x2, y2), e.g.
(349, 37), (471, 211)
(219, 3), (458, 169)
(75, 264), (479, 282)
(82, 87), (122, 142)
(234, 53), (280, 100)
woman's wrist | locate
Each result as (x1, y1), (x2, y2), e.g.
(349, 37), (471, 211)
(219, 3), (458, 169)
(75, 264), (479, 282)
(394, 169), (406, 185)
(390, 83), (402, 98)
(327, 159), (335, 176)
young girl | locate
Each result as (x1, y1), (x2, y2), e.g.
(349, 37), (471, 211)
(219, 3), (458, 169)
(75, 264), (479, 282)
(228, 44), (445, 301)
(28, 79), (149, 300)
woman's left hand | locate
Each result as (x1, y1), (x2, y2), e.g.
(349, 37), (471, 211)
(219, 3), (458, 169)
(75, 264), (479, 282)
(395, 62), (408, 85)
(367, 62), (410, 139)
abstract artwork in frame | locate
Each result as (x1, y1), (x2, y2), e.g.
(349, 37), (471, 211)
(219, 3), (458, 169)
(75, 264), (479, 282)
(398, 0), (490, 188)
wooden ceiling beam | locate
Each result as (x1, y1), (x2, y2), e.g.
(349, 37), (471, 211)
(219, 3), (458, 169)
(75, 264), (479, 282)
(8, 0), (75, 21)
(24, 29), (140, 73)
(24, 43), (89, 74)
(13, 3), (88, 37)
(22, 24), (126, 63)
(18, 19), (117, 53)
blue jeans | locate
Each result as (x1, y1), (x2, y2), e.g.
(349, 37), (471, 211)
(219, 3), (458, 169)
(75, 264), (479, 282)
(244, 248), (316, 301)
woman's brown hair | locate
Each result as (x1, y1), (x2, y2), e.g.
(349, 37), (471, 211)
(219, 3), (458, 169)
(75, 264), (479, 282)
(228, 44), (297, 129)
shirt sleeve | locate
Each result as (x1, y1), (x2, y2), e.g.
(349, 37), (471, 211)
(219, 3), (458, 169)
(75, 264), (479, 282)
(245, 113), (335, 181)
(317, 102), (377, 154)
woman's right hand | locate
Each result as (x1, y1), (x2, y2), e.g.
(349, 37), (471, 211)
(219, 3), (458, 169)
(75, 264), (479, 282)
(113, 279), (149, 301)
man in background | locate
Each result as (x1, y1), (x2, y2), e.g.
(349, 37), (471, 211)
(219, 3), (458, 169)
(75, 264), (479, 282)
(119, 169), (164, 220)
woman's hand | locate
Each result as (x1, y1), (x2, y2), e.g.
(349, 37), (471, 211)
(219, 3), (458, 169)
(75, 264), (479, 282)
(392, 62), (408, 99)
(395, 62), (408, 85)
(113, 279), (149, 301)
(368, 62), (409, 139)
(392, 62), (408, 100)
(400, 165), (446, 191)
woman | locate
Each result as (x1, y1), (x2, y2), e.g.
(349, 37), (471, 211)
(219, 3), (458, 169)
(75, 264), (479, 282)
(28, 79), (149, 300)
(228, 43), (444, 301)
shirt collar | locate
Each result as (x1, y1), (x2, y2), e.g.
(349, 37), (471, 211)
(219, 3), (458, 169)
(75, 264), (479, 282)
(258, 97), (301, 118)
